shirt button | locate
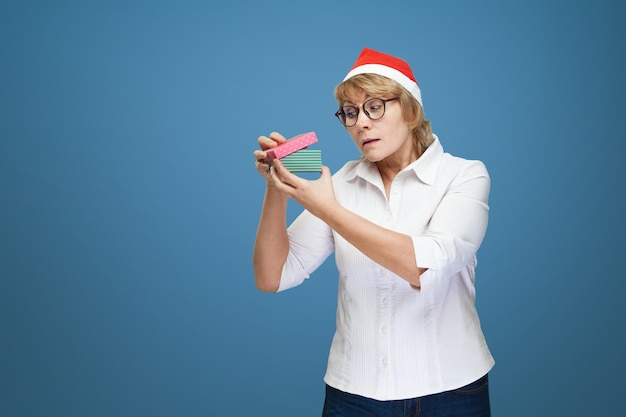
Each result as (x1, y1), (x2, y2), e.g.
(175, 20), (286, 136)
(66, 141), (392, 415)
(382, 358), (388, 366)
(381, 326), (387, 335)
(382, 297), (388, 305)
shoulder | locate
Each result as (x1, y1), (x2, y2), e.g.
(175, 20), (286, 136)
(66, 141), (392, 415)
(436, 153), (490, 201)
(440, 153), (489, 180)
(414, 135), (489, 186)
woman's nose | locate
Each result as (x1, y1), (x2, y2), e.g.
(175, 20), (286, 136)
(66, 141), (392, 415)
(355, 109), (371, 128)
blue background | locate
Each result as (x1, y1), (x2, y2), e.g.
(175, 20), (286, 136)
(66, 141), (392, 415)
(1, 0), (624, 416)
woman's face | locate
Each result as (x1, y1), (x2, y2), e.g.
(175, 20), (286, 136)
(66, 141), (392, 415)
(344, 93), (414, 164)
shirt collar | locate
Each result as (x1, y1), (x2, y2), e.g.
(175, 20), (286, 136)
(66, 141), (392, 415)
(406, 134), (442, 185)
(348, 134), (443, 186)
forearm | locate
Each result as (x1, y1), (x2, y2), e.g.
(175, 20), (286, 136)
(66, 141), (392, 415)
(321, 204), (426, 287)
(253, 186), (289, 292)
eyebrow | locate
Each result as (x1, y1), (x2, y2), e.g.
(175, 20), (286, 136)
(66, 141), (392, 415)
(343, 97), (373, 106)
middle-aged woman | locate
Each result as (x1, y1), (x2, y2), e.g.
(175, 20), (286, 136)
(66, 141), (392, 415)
(253, 47), (494, 417)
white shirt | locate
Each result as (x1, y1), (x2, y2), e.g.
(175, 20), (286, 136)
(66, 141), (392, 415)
(278, 135), (495, 400)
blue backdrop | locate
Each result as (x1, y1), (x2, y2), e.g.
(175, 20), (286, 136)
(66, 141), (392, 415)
(2, 0), (624, 416)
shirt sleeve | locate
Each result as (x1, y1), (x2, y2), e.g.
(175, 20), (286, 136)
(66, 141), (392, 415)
(411, 160), (490, 277)
(277, 209), (335, 292)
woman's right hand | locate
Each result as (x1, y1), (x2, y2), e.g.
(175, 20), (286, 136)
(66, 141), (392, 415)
(254, 131), (287, 182)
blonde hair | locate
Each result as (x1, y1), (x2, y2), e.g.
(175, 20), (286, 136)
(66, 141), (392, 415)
(334, 73), (434, 157)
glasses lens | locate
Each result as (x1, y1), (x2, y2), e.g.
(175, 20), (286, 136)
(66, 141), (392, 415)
(364, 99), (385, 120)
(340, 106), (358, 126)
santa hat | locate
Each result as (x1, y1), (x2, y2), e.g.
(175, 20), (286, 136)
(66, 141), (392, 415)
(343, 47), (422, 107)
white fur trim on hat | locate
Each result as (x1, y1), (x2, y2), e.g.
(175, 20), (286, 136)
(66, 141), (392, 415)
(343, 63), (422, 107)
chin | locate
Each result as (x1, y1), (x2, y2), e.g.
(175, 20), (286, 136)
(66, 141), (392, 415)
(363, 152), (384, 163)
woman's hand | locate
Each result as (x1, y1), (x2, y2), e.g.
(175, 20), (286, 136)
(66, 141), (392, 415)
(268, 158), (337, 220)
(253, 131), (338, 219)
(254, 132), (287, 185)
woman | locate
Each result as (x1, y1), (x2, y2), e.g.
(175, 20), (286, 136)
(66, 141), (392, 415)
(253, 47), (494, 417)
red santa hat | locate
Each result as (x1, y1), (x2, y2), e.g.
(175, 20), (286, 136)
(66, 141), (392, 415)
(343, 47), (423, 107)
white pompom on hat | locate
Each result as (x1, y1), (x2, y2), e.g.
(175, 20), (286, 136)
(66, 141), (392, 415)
(343, 47), (422, 108)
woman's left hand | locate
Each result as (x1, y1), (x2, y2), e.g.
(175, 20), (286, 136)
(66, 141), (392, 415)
(268, 159), (337, 220)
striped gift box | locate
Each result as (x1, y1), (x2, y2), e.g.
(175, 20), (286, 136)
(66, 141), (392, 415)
(266, 132), (322, 173)
(279, 149), (322, 172)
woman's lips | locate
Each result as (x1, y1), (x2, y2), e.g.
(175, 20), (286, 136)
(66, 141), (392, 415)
(362, 138), (379, 146)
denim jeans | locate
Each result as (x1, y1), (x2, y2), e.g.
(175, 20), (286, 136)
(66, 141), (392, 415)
(321, 374), (490, 417)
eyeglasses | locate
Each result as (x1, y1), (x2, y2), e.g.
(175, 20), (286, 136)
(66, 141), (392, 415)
(334, 98), (398, 127)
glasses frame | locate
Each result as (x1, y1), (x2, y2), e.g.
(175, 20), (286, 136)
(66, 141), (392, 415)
(334, 97), (399, 127)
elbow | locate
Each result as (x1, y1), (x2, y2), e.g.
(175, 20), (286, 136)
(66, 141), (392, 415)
(405, 266), (427, 290)
(252, 255), (282, 293)
(256, 281), (279, 293)
(254, 273), (280, 293)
